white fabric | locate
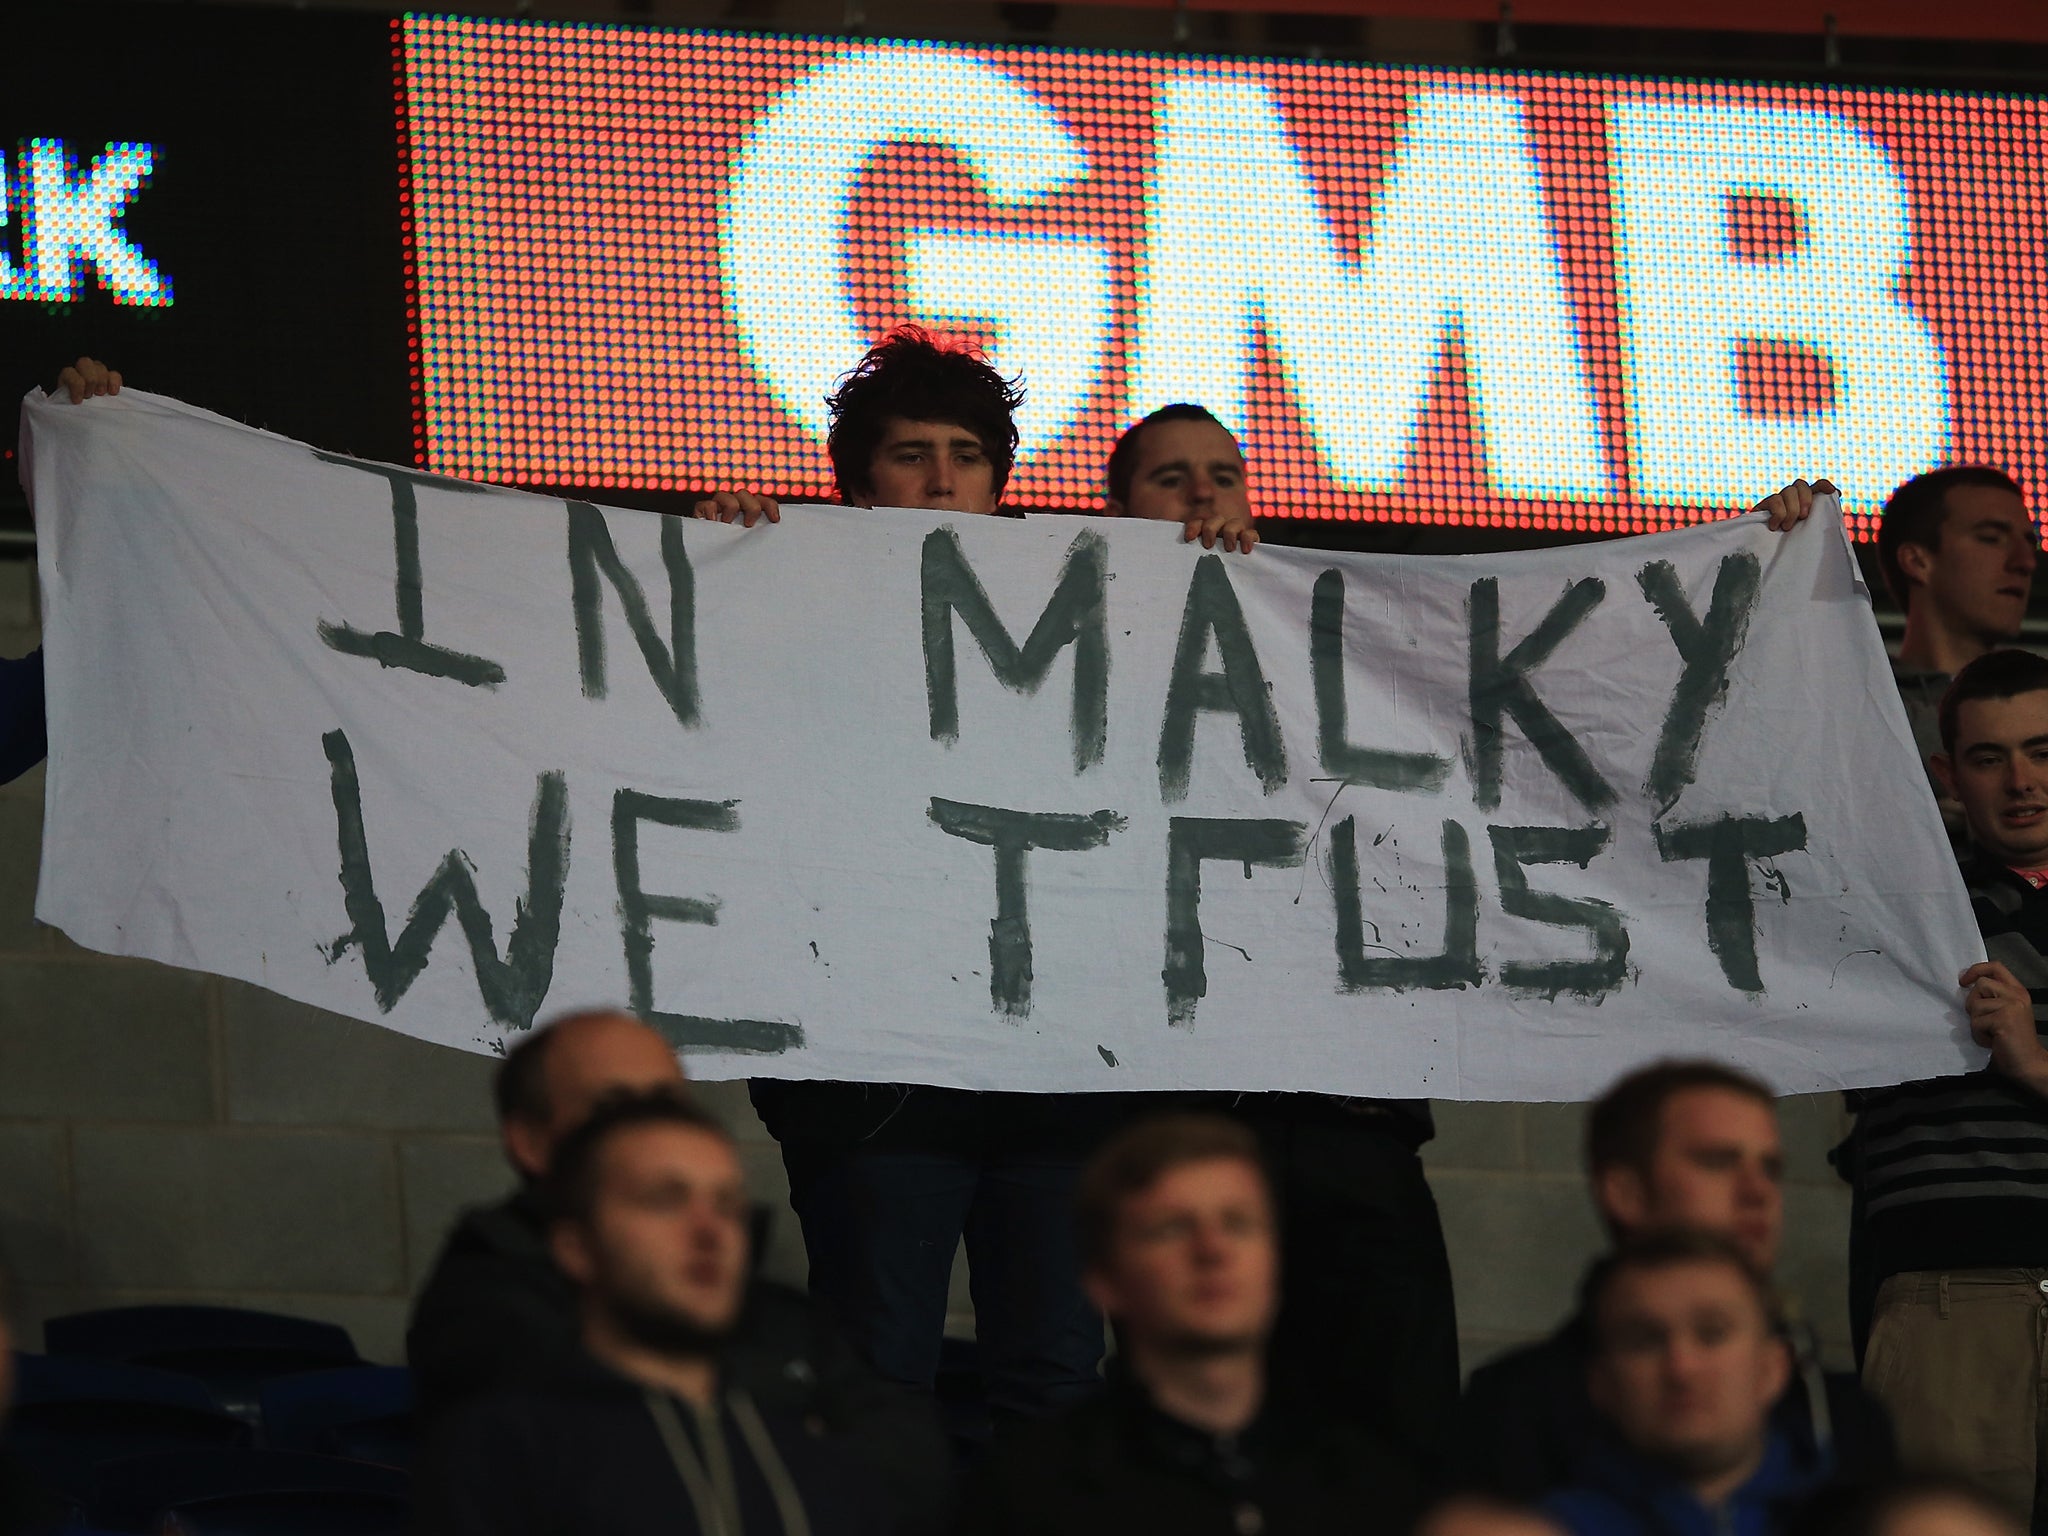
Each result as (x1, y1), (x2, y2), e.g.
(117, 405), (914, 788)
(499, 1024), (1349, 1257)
(23, 389), (1984, 1099)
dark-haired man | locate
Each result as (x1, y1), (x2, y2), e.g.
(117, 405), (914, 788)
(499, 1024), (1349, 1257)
(1456, 1060), (1894, 1501)
(1876, 467), (2037, 802)
(1848, 648), (2048, 1526)
(1100, 404), (1460, 1456)
(961, 1114), (1425, 1536)
(414, 1093), (891, 1536)
(1543, 1232), (1829, 1536)
(406, 1008), (950, 1530)
(409, 1008), (703, 1413)
(694, 326), (1023, 525)
(1103, 402), (1259, 553)
(702, 330), (1126, 1429)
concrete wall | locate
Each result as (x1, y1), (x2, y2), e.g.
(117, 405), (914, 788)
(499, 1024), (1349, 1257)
(0, 552), (1856, 1373)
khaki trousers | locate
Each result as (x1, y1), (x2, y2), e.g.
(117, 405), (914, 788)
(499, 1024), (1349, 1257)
(1863, 1268), (2048, 1526)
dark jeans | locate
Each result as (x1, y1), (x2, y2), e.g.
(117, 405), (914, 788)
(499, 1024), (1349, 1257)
(754, 1082), (1126, 1426)
(1228, 1095), (1462, 1465)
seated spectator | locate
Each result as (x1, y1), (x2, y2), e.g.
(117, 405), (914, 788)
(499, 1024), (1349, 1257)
(413, 1092), (890, 1536)
(960, 1113), (1426, 1536)
(407, 1008), (950, 1531)
(1456, 1061), (1893, 1500)
(1421, 1500), (1570, 1536)
(1544, 1232), (1836, 1536)
(1847, 648), (2048, 1525)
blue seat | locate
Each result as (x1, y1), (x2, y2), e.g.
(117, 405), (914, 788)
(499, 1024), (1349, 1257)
(86, 1448), (407, 1535)
(44, 1307), (361, 1420)
(258, 1367), (413, 1468)
(8, 1353), (248, 1503)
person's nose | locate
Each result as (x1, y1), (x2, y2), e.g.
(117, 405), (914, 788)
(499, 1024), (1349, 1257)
(926, 459), (956, 496)
(1737, 1161), (1772, 1208)
(1661, 1338), (1703, 1386)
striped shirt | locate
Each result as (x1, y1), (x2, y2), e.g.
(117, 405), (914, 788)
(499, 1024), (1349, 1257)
(1852, 855), (2048, 1280)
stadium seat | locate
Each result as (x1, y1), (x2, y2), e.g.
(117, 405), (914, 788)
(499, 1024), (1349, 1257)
(8, 1353), (249, 1504)
(86, 1448), (407, 1535)
(43, 1307), (361, 1419)
(258, 1367), (413, 1468)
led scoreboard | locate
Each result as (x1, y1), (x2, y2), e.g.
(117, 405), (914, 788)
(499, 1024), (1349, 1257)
(400, 19), (2048, 534)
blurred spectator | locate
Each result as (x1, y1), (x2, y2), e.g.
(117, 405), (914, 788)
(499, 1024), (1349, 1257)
(1420, 1498), (1571, 1536)
(1846, 650), (2048, 1528)
(413, 1092), (890, 1536)
(715, 331), (1128, 1427)
(1543, 1232), (1832, 1536)
(407, 1008), (950, 1531)
(959, 1114), (1426, 1536)
(1457, 1062), (1893, 1500)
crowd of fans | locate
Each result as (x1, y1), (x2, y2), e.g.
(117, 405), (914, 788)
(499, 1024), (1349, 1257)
(10, 334), (2046, 1536)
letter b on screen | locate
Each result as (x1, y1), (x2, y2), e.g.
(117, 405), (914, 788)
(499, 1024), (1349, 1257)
(1608, 103), (1947, 510)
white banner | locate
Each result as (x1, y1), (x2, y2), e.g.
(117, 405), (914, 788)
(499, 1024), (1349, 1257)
(24, 391), (1985, 1099)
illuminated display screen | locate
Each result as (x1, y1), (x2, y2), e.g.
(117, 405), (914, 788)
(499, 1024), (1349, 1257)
(1, 139), (169, 307)
(402, 19), (2048, 533)
(0, 5), (411, 473)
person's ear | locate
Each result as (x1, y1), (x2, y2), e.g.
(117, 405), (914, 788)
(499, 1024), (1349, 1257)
(1104, 498), (1128, 518)
(504, 1118), (552, 1183)
(1595, 1164), (1652, 1235)
(1758, 1333), (1792, 1407)
(1082, 1266), (1119, 1320)
(1896, 540), (1937, 589)
(550, 1220), (596, 1286)
(1931, 752), (1959, 801)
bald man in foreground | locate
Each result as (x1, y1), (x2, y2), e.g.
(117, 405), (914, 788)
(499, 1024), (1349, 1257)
(407, 1008), (952, 1532)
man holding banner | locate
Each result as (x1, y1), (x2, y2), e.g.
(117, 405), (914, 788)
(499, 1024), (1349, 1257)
(1097, 400), (1837, 1459)
(1851, 649), (2048, 1525)
(700, 329), (1135, 1431)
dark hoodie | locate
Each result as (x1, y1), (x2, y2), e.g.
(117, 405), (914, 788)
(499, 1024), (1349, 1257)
(411, 1351), (891, 1536)
(1542, 1428), (1831, 1536)
(959, 1363), (1428, 1536)
(407, 1190), (954, 1534)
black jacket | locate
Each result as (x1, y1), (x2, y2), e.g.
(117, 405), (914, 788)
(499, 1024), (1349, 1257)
(960, 1366), (1428, 1536)
(412, 1351), (889, 1536)
(406, 1190), (954, 1534)
(1453, 1312), (1896, 1502)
